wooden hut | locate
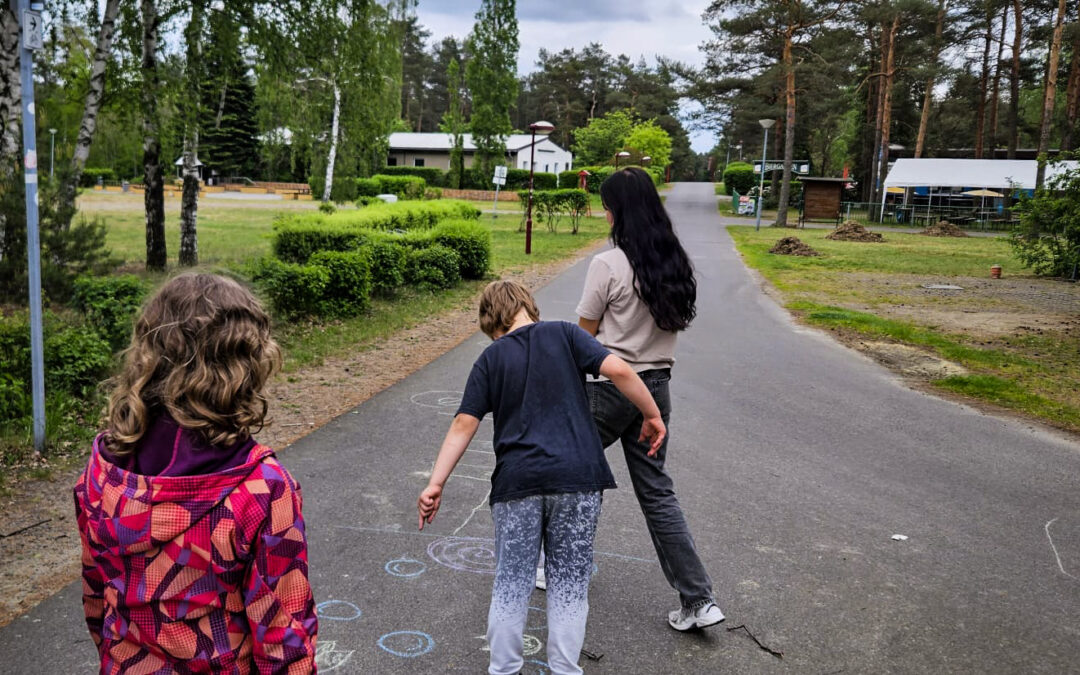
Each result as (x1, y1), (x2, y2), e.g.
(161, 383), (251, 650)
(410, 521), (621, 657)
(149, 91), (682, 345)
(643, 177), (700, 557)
(798, 177), (845, 227)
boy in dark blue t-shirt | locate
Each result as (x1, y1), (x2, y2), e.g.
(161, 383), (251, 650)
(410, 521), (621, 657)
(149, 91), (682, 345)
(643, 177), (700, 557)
(418, 280), (666, 675)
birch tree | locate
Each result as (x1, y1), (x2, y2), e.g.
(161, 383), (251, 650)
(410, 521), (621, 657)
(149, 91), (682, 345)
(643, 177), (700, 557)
(141, 0), (167, 271)
(179, 0), (206, 266)
(0, 6), (20, 177)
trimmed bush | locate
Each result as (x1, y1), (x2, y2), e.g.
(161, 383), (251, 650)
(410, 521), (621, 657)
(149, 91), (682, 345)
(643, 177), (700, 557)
(356, 178), (381, 197)
(308, 173), (359, 203)
(379, 166), (446, 187)
(406, 244), (461, 290)
(318, 201), (337, 214)
(80, 168), (116, 187)
(253, 257), (331, 318)
(366, 240), (409, 293)
(71, 275), (147, 350)
(309, 250), (372, 317)
(272, 221), (376, 263)
(371, 174), (427, 200)
(722, 162), (756, 196)
(424, 187), (443, 200)
(432, 220), (492, 279)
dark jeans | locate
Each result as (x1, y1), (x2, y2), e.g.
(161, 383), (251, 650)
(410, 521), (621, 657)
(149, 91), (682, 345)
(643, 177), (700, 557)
(588, 369), (715, 610)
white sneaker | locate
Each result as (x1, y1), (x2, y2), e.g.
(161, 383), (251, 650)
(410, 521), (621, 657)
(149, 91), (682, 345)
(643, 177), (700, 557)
(668, 602), (725, 631)
(535, 567), (546, 591)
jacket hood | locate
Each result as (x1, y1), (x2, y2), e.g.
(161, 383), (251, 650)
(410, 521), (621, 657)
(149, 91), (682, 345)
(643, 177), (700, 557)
(75, 434), (275, 558)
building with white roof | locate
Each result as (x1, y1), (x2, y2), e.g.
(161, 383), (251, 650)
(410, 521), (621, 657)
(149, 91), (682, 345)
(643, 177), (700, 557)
(387, 132), (573, 173)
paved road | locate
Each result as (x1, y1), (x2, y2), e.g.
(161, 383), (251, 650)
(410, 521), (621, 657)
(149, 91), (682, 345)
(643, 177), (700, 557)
(4, 183), (1079, 673)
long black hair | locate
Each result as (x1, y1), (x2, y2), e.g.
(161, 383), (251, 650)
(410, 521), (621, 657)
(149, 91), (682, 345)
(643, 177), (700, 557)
(599, 167), (697, 332)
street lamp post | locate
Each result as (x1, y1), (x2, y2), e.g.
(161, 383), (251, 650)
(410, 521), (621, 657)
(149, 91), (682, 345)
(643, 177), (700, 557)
(615, 151), (630, 168)
(48, 128), (56, 179)
(736, 143), (743, 161)
(641, 155), (651, 167)
(525, 120), (554, 255)
(755, 119), (776, 232)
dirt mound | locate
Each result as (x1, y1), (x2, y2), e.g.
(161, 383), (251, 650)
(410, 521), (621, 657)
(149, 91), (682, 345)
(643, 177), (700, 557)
(770, 237), (821, 256)
(919, 221), (969, 237)
(826, 221), (885, 242)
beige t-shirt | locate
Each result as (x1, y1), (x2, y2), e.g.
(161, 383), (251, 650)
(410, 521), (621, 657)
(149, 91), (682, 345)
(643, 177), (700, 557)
(576, 247), (677, 373)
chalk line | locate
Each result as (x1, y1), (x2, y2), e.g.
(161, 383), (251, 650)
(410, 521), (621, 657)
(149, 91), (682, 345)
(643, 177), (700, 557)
(453, 486), (492, 536)
(1045, 518), (1078, 581)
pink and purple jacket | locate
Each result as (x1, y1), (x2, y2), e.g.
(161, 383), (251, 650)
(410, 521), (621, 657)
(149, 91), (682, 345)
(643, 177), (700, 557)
(74, 432), (318, 674)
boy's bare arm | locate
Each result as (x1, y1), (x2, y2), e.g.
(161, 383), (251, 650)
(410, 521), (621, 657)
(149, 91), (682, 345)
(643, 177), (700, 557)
(598, 354), (667, 456)
(418, 413), (481, 530)
(578, 317), (600, 336)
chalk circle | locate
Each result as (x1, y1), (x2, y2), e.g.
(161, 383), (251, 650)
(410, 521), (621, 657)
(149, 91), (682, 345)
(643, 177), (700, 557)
(410, 391), (463, 410)
(522, 634), (543, 656)
(521, 659), (551, 674)
(316, 599), (362, 621)
(385, 557), (427, 578)
(377, 631), (435, 658)
(427, 537), (497, 574)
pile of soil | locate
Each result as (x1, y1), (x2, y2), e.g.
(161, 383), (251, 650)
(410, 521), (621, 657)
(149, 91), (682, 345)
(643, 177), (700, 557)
(826, 221), (885, 242)
(919, 221), (969, 237)
(770, 237), (821, 256)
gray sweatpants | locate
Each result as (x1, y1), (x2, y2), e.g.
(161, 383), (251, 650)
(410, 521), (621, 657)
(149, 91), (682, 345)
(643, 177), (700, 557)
(487, 491), (602, 675)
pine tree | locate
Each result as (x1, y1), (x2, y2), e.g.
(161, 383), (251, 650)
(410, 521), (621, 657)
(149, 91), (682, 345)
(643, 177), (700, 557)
(200, 12), (258, 180)
(466, 0), (519, 182)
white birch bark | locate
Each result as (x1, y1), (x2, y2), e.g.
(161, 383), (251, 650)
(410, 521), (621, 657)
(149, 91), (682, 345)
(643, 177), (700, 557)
(322, 81), (341, 203)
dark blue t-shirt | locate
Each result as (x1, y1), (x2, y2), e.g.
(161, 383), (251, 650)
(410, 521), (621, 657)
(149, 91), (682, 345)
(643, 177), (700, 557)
(456, 321), (616, 504)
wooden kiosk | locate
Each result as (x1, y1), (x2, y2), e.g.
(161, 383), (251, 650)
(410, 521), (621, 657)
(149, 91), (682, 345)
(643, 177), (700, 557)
(798, 177), (846, 227)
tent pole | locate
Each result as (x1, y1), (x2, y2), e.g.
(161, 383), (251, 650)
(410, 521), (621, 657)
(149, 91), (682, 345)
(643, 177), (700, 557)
(879, 186), (888, 223)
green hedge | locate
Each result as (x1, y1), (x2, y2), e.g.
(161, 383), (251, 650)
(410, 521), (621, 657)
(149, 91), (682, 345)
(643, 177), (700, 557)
(379, 166), (446, 187)
(71, 275), (147, 350)
(308, 172), (359, 203)
(80, 168), (116, 187)
(371, 174), (427, 199)
(431, 220), (492, 279)
(367, 240), (409, 293)
(406, 244), (461, 290)
(273, 200), (481, 263)
(723, 162), (756, 196)
(251, 257), (331, 318)
(309, 250), (372, 317)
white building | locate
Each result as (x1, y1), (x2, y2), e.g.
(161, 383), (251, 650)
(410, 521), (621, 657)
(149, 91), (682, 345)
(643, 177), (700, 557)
(387, 132), (573, 174)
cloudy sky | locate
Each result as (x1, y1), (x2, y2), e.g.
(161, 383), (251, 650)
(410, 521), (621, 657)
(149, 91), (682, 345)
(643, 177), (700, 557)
(415, 0), (717, 152)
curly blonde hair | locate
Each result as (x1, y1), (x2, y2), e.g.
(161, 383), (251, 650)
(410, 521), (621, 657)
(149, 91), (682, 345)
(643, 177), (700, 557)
(105, 273), (282, 456)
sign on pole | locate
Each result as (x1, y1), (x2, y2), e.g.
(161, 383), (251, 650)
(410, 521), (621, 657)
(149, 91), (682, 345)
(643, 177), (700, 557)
(491, 166), (507, 217)
(754, 160), (811, 175)
(20, 0), (47, 452)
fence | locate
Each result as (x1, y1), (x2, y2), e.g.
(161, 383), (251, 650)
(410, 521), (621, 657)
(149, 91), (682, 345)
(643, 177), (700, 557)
(839, 202), (1018, 232)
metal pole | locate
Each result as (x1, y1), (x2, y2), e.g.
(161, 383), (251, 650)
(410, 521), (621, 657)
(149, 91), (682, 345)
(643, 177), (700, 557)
(492, 182), (499, 220)
(526, 129), (536, 254)
(49, 128), (54, 178)
(755, 127), (769, 231)
(19, 0), (47, 453)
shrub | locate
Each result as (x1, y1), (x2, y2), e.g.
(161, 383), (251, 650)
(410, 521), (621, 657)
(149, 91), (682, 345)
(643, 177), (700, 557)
(44, 321), (113, 395)
(505, 169), (557, 190)
(308, 173), (359, 203)
(722, 162), (757, 196)
(253, 257), (332, 318)
(71, 275), (147, 350)
(80, 168), (116, 187)
(515, 189), (590, 233)
(406, 244), (461, 290)
(372, 174), (427, 199)
(356, 178), (381, 197)
(432, 220), (492, 279)
(1010, 166), (1080, 277)
(366, 240), (409, 292)
(379, 166), (446, 187)
(309, 250), (372, 317)
(424, 187), (443, 200)
(318, 201), (337, 214)
(272, 220), (375, 263)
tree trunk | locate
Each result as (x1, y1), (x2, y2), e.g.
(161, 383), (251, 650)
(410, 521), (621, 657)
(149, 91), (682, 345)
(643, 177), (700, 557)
(988, 6), (1008, 156)
(142, 0), (167, 271)
(61, 0), (121, 224)
(915, 0), (947, 158)
(179, 0), (205, 267)
(974, 9), (994, 158)
(862, 24), (878, 201)
(775, 26), (796, 228)
(875, 17), (900, 209)
(1007, 0), (1022, 159)
(1062, 9), (1080, 151)
(869, 20), (891, 207)
(0, 6), (20, 176)
(1036, 0), (1067, 189)
(322, 82), (341, 203)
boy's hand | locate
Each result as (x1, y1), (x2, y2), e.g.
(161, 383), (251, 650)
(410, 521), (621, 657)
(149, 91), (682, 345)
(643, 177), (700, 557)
(638, 416), (666, 457)
(418, 484), (443, 530)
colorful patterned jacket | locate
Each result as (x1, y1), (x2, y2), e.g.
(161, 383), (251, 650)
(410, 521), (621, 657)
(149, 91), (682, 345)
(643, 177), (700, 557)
(74, 434), (318, 673)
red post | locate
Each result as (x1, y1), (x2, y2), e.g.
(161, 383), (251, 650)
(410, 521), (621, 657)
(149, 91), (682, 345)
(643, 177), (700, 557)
(526, 129), (537, 254)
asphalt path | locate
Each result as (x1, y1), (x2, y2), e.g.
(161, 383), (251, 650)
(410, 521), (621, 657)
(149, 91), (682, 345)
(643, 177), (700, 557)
(4, 183), (1079, 673)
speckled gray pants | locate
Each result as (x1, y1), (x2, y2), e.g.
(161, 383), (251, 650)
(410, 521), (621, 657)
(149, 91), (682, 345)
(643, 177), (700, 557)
(487, 491), (602, 675)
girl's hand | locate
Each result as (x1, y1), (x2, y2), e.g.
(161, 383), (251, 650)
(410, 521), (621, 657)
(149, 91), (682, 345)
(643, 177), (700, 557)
(418, 484), (443, 530)
(638, 416), (667, 457)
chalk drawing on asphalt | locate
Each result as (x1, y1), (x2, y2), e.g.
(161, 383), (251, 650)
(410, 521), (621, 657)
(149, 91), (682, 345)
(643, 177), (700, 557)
(1045, 517), (1079, 581)
(475, 634), (543, 656)
(385, 557), (427, 578)
(427, 536), (497, 574)
(316, 599), (362, 621)
(314, 640), (355, 671)
(377, 631), (436, 658)
(410, 390), (464, 416)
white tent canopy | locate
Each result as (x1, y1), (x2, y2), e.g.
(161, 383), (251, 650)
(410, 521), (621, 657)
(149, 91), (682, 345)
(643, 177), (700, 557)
(883, 159), (1035, 190)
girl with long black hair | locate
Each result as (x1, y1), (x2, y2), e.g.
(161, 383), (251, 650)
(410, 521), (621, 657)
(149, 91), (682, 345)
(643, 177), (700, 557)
(574, 167), (723, 630)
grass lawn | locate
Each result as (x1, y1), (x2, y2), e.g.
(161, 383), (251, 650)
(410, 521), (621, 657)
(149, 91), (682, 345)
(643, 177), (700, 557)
(79, 192), (610, 370)
(729, 226), (1080, 433)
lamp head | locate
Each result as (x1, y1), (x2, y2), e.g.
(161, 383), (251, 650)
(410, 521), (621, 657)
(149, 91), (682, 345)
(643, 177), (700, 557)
(529, 121), (555, 134)
(49, 128), (57, 134)
(616, 151), (631, 158)
(759, 119), (776, 130)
